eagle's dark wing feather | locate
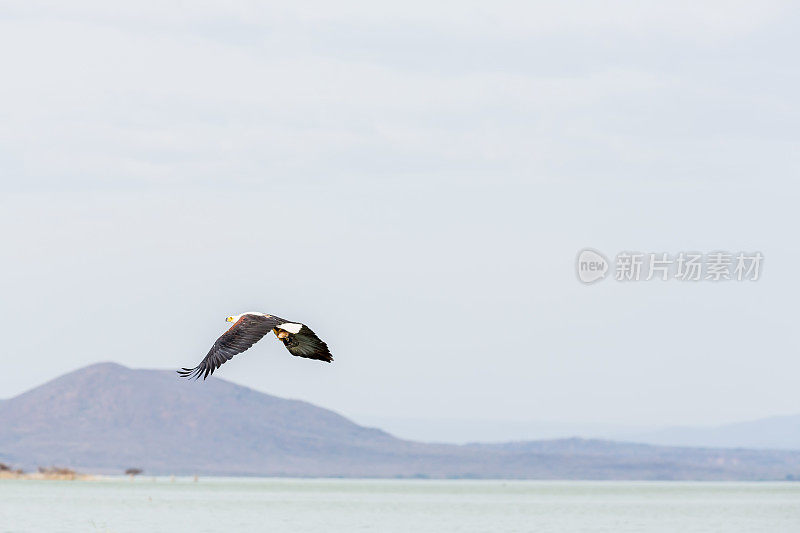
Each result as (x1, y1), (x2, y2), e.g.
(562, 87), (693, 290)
(178, 314), (281, 380)
(277, 324), (333, 363)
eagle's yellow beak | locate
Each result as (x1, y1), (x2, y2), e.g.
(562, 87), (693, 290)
(226, 316), (233, 322)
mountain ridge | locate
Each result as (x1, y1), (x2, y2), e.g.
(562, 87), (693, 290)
(626, 414), (800, 450)
(2, 363), (800, 480)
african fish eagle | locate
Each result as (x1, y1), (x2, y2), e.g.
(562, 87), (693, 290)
(178, 312), (332, 380)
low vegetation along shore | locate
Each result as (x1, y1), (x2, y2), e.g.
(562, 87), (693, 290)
(0, 463), (92, 481)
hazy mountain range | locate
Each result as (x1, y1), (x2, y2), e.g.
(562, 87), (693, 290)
(356, 415), (800, 450)
(1, 363), (800, 480)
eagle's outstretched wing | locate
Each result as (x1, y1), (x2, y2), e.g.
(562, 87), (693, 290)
(178, 314), (281, 380)
(276, 324), (333, 363)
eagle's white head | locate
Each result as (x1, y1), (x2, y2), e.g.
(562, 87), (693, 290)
(226, 312), (269, 323)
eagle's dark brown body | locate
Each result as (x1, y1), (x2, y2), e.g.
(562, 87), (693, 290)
(178, 313), (332, 380)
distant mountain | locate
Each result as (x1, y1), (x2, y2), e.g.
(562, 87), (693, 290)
(355, 416), (800, 450)
(627, 415), (800, 450)
(3, 363), (800, 480)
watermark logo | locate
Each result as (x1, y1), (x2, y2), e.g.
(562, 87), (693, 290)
(576, 248), (609, 284)
(577, 249), (763, 284)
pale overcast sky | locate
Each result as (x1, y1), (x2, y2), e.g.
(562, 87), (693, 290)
(1, 1), (798, 442)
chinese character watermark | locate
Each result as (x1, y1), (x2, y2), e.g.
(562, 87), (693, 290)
(576, 249), (763, 284)
(615, 252), (644, 281)
(675, 252), (702, 281)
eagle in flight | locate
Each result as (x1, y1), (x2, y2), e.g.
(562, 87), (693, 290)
(178, 312), (332, 380)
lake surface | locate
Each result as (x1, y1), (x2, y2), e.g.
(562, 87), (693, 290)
(1, 478), (799, 532)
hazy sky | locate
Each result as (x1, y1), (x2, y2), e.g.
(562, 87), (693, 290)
(1, 1), (798, 442)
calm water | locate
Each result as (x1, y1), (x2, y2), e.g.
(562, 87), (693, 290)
(1, 478), (799, 533)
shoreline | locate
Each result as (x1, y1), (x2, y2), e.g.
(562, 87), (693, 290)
(0, 471), (94, 481)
